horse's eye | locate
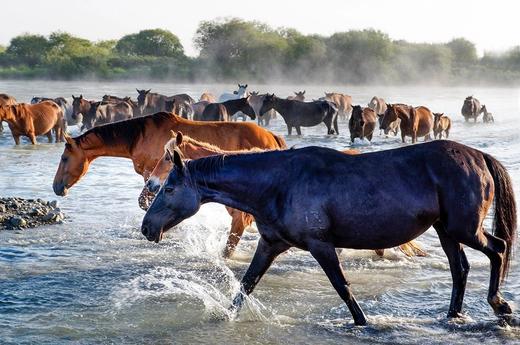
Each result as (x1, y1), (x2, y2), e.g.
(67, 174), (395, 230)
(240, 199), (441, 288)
(61, 157), (68, 163)
(165, 156), (171, 162)
(164, 187), (174, 194)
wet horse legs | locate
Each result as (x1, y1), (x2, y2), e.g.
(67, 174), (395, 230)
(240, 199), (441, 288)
(309, 240), (367, 325)
(434, 222), (470, 317)
(230, 238), (290, 314)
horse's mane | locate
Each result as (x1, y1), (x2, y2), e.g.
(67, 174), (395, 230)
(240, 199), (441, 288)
(166, 134), (264, 158)
(73, 112), (175, 151)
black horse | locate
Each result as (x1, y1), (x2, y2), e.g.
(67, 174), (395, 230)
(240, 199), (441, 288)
(259, 94), (338, 135)
(200, 98), (256, 122)
(141, 141), (516, 326)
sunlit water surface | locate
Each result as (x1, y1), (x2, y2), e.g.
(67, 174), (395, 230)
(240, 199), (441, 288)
(0, 81), (519, 344)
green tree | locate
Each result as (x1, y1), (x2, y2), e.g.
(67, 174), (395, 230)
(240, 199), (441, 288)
(6, 34), (50, 66)
(446, 38), (477, 66)
(116, 29), (184, 58)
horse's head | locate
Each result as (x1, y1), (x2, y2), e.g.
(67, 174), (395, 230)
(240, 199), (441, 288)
(53, 135), (91, 196)
(380, 104), (399, 133)
(146, 131), (183, 193)
(71, 94), (85, 119)
(349, 105), (365, 142)
(433, 112), (443, 129)
(294, 90), (305, 101)
(136, 89), (151, 114)
(242, 96), (256, 120)
(141, 149), (201, 243)
(236, 84), (248, 98)
(260, 93), (276, 114)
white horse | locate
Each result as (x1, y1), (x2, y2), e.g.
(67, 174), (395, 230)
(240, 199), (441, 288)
(219, 84), (249, 121)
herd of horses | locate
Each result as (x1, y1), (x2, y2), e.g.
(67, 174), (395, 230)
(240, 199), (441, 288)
(0, 86), (516, 326)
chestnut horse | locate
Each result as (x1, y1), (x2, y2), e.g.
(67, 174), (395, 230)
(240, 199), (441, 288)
(433, 113), (452, 139)
(381, 104), (433, 143)
(287, 91), (305, 101)
(53, 112), (286, 196)
(324, 92), (353, 121)
(0, 101), (65, 144)
(349, 105), (377, 142)
(145, 131), (425, 258)
(142, 141), (516, 325)
(0, 93), (17, 132)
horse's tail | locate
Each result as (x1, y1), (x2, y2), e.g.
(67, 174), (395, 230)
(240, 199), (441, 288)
(483, 153), (517, 282)
(272, 133), (287, 149)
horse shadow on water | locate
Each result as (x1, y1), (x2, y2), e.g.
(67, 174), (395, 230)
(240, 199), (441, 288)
(141, 140), (518, 327)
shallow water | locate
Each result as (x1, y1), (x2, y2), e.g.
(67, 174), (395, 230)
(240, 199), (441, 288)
(0, 81), (519, 344)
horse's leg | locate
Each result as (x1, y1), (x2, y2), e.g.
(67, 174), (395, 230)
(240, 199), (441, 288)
(309, 240), (367, 325)
(461, 231), (512, 315)
(223, 208), (253, 258)
(445, 129), (450, 138)
(29, 133), (37, 145)
(230, 238), (290, 313)
(296, 126), (302, 135)
(46, 130), (53, 143)
(287, 125), (292, 136)
(401, 132), (406, 143)
(13, 134), (20, 145)
(434, 222), (469, 317)
(333, 116), (339, 135)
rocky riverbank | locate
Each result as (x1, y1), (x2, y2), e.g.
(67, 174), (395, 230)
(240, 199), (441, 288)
(0, 197), (65, 230)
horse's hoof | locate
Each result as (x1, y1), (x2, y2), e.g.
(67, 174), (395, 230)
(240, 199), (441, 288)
(447, 310), (464, 318)
(494, 303), (513, 315)
(353, 315), (367, 326)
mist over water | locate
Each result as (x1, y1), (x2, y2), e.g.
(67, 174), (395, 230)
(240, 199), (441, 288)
(0, 81), (519, 344)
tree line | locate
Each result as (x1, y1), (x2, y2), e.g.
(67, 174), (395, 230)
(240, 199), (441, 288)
(1, 18), (519, 85)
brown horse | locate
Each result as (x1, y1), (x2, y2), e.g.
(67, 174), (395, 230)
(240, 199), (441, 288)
(200, 97), (256, 122)
(287, 91), (306, 101)
(145, 131), (425, 258)
(83, 101), (133, 129)
(53, 112), (286, 196)
(0, 93), (17, 132)
(324, 92), (353, 120)
(349, 105), (377, 142)
(0, 101), (65, 144)
(71, 95), (94, 125)
(199, 92), (216, 103)
(102, 95), (141, 117)
(381, 104), (433, 143)
(433, 113), (452, 139)
(137, 89), (195, 115)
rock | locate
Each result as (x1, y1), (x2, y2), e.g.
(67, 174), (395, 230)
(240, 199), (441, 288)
(0, 204), (6, 213)
(30, 208), (45, 216)
(7, 216), (26, 228)
(49, 200), (59, 208)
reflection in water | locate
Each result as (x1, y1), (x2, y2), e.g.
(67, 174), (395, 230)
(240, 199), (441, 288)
(0, 81), (519, 344)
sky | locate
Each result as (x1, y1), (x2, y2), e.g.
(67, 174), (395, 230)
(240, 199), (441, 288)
(1, 0), (518, 57)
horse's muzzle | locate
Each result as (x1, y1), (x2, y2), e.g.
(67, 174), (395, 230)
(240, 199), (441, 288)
(53, 181), (68, 196)
(141, 222), (162, 243)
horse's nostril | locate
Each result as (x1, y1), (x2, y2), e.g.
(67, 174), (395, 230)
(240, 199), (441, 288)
(142, 226), (149, 237)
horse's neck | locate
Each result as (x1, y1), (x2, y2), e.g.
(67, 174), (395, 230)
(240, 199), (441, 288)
(190, 155), (270, 216)
(80, 135), (132, 161)
(273, 98), (291, 113)
(223, 100), (244, 114)
(396, 107), (412, 122)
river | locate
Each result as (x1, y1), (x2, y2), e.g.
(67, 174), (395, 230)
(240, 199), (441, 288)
(0, 80), (519, 344)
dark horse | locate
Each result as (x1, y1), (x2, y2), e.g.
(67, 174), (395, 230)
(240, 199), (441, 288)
(141, 141), (517, 326)
(200, 98), (256, 122)
(260, 94), (338, 135)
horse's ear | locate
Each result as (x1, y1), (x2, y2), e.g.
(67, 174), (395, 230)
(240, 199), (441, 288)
(146, 89), (151, 93)
(302, 90), (306, 95)
(237, 84), (240, 88)
(136, 88), (140, 93)
(79, 95), (83, 99)
(176, 132), (183, 146)
(170, 130), (176, 138)
(64, 133), (75, 146)
(173, 149), (184, 171)
(244, 84), (248, 88)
